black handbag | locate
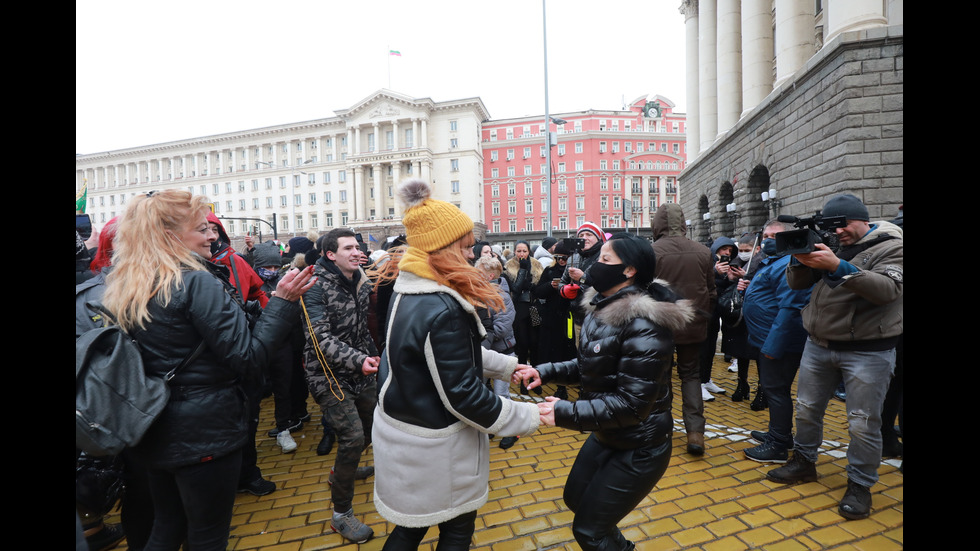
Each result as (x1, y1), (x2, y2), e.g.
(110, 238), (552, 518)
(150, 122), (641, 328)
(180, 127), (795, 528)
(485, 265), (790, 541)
(718, 283), (744, 327)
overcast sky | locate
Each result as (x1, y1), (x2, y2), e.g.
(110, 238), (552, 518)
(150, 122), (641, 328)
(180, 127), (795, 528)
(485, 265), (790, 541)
(76, 0), (688, 154)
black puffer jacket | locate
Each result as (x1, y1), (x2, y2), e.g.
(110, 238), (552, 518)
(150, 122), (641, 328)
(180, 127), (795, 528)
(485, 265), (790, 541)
(130, 263), (299, 469)
(536, 284), (694, 450)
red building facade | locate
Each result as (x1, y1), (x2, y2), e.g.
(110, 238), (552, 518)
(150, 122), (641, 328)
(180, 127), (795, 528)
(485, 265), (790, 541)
(481, 95), (686, 238)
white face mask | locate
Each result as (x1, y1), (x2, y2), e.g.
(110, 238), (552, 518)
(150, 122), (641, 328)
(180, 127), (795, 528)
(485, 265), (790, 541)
(738, 252), (752, 262)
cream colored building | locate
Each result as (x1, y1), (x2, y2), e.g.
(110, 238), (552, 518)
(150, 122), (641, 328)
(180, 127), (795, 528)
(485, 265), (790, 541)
(76, 90), (488, 243)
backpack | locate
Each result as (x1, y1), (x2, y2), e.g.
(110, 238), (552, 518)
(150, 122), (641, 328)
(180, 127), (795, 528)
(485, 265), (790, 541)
(75, 324), (170, 457)
(75, 302), (205, 457)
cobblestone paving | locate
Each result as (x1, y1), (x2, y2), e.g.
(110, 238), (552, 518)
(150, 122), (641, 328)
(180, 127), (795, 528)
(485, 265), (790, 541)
(107, 355), (903, 550)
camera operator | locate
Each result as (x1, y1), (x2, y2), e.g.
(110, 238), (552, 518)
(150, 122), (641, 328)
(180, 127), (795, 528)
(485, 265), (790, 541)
(557, 222), (607, 342)
(766, 194), (903, 521)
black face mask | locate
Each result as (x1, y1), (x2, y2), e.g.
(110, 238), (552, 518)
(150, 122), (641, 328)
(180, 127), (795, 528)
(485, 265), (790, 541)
(587, 262), (630, 294)
(210, 240), (224, 256)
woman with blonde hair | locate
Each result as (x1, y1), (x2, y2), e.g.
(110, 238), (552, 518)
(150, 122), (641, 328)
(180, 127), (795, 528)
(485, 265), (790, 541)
(101, 189), (315, 550)
(372, 179), (541, 550)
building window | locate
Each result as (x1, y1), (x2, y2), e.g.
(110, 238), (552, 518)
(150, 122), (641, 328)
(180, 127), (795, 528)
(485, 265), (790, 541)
(599, 142), (607, 153)
(492, 202), (500, 215)
(309, 192), (317, 205)
(450, 120), (458, 131)
(525, 199), (533, 213)
(451, 180), (460, 193)
(338, 170), (346, 183)
(509, 219), (517, 232)
(324, 191), (332, 203)
(526, 218), (534, 231)
(491, 151), (498, 162)
(558, 144), (565, 156)
(450, 159), (459, 172)
(326, 212), (333, 226)
(523, 147), (531, 159)
(575, 142), (583, 153)
(491, 168), (499, 178)
(450, 138), (458, 148)
(508, 201), (517, 215)
(524, 165), (532, 176)
(492, 184), (499, 197)
(339, 190), (347, 202)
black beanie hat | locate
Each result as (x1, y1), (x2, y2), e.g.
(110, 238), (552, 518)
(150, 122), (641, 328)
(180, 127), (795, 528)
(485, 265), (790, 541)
(822, 194), (869, 221)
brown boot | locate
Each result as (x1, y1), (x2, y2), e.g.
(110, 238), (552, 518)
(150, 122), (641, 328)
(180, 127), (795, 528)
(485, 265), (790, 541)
(687, 432), (705, 456)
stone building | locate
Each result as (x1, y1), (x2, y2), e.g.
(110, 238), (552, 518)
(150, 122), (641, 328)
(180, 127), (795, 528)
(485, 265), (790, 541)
(677, 0), (903, 242)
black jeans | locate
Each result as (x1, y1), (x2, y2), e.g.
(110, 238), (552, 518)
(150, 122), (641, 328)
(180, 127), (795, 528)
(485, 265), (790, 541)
(382, 511), (478, 550)
(564, 435), (672, 551)
(143, 449), (242, 551)
(758, 352), (803, 449)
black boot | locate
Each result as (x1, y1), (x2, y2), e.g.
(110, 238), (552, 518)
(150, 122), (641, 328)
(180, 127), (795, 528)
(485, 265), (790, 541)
(731, 380), (750, 402)
(750, 385), (768, 411)
(317, 417), (336, 456)
(838, 479), (872, 520)
(766, 452), (818, 484)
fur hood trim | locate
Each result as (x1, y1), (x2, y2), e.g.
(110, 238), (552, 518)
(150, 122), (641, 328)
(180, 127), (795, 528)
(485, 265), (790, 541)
(504, 256), (544, 283)
(581, 280), (695, 332)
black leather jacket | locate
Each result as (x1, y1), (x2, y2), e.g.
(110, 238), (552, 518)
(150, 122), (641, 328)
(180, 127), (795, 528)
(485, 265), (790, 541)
(131, 265), (299, 469)
(536, 285), (694, 450)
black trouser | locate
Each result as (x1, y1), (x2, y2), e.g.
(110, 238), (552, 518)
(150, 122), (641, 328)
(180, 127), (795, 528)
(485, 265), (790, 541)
(382, 511), (478, 551)
(564, 435), (672, 551)
(144, 449), (242, 551)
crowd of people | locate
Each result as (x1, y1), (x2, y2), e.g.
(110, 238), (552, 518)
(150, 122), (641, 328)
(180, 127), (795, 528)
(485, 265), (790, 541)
(76, 187), (902, 550)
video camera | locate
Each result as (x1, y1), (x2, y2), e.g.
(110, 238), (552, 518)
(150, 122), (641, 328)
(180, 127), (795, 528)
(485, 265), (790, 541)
(774, 212), (847, 255)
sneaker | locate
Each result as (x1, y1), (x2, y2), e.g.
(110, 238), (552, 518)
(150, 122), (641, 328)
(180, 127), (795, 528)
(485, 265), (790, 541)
(85, 523), (125, 551)
(745, 441), (789, 463)
(277, 429), (297, 453)
(268, 418), (303, 437)
(703, 380), (726, 394)
(838, 479), (872, 520)
(749, 430), (769, 443)
(727, 359), (739, 373)
(766, 452), (818, 484)
(701, 385), (715, 402)
(331, 509), (374, 543)
(238, 476), (276, 496)
(499, 436), (519, 449)
(328, 466), (375, 485)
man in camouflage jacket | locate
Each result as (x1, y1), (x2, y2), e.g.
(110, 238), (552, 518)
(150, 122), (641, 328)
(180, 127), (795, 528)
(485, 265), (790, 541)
(302, 228), (380, 541)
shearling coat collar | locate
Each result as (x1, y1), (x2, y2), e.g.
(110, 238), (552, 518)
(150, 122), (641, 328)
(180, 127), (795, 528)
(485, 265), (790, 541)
(504, 256), (544, 284)
(582, 281), (695, 332)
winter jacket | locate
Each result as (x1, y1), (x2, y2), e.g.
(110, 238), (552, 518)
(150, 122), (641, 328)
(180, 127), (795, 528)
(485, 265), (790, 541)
(651, 204), (716, 344)
(504, 256), (544, 306)
(743, 254), (811, 359)
(532, 263), (577, 363)
(206, 214), (269, 308)
(787, 221), (903, 349)
(536, 284), (695, 450)
(373, 271), (539, 528)
(478, 280), (517, 354)
(129, 261), (299, 469)
(301, 256), (378, 396)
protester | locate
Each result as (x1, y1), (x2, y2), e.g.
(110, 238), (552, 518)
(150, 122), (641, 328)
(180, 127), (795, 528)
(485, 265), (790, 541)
(532, 239), (576, 401)
(504, 241), (544, 369)
(651, 204), (716, 456)
(517, 233), (695, 551)
(372, 179), (540, 550)
(767, 194), (903, 521)
(302, 228), (380, 543)
(100, 189), (314, 550)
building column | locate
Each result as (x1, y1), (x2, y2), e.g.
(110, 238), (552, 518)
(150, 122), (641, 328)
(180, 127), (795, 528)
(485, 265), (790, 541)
(698, 0), (717, 153)
(681, 0), (700, 163)
(420, 119), (428, 149)
(716, 0), (742, 134)
(392, 120), (400, 150)
(774, 0), (815, 89)
(741, 0), (774, 117)
(392, 162), (403, 218)
(373, 162), (384, 219)
(353, 165), (366, 221)
(825, 0), (888, 43)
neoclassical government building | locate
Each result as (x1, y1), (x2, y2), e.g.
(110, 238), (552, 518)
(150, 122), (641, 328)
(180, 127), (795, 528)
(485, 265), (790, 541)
(76, 91), (490, 244)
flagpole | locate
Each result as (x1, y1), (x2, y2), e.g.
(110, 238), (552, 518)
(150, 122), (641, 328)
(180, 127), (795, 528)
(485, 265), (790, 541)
(387, 45), (391, 88)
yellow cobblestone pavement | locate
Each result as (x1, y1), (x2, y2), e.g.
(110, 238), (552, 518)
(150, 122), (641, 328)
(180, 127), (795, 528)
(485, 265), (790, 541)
(107, 355), (903, 550)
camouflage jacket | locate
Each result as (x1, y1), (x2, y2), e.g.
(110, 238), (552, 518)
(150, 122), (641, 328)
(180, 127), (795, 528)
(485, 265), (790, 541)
(301, 257), (378, 395)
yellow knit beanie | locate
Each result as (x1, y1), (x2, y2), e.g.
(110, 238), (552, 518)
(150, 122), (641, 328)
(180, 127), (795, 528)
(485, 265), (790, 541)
(398, 179), (473, 253)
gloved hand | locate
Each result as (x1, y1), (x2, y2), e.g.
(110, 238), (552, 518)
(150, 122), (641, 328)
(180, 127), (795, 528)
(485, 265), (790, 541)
(519, 257), (531, 270)
(559, 284), (580, 299)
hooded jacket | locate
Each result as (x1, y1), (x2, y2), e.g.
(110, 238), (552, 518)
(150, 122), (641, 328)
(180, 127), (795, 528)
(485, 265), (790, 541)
(787, 221), (903, 348)
(373, 271), (539, 528)
(651, 204), (716, 344)
(206, 213), (269, 308)
(536, 284), (695, 450)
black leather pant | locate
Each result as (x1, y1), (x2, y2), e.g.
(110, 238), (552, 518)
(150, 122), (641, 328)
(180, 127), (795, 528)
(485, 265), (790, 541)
(381, 510), (477, 550)
(564, 435), (672, 551)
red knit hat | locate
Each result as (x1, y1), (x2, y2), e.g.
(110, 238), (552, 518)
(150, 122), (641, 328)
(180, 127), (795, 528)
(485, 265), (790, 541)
(576, 221), (606, 243)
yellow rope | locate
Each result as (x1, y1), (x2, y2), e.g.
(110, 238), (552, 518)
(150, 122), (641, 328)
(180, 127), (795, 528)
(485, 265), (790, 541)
(299, 296), (345, 402)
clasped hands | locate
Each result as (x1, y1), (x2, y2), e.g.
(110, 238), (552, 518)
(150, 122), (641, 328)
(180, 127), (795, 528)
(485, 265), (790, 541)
(513, 365), (558, 426)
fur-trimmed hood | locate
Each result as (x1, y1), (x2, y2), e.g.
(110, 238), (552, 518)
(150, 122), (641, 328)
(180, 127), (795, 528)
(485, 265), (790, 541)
(581, 281), (695, 333)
